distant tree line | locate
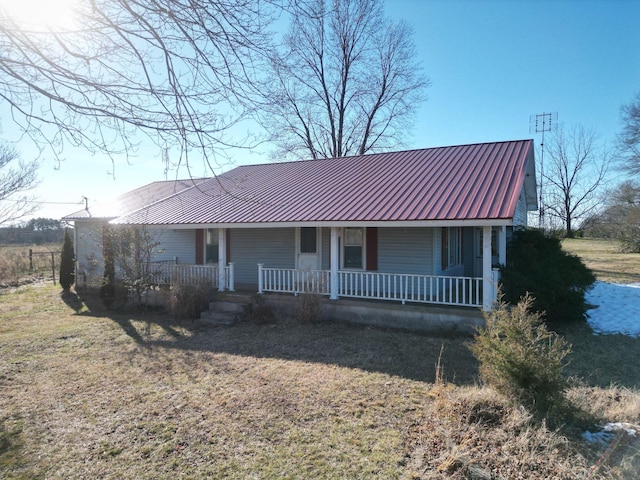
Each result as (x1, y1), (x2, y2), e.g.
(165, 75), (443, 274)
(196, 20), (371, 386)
(0, 218), (66, 244)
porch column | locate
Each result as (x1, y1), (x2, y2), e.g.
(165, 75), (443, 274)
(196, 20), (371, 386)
(482, 225), (495, 311)
(330, 227), (339, 300)
(218, 228), (227, 291)
(498, 226), (507, 266)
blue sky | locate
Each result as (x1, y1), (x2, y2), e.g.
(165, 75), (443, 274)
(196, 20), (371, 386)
(5, 0), (640, 221)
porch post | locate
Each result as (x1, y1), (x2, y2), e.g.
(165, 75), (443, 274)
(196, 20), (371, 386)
(482, 225), (494, 311)
(218, 228), (227, 291)
(330, 227), (339, 300)
(498, 226), (507, 266)
(257, 263), (264, 294)
(228, 262), (235, 292)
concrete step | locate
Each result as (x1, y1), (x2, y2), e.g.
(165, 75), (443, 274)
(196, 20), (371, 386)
(199, 310), (237, 325)
(209, 300), (246, 314)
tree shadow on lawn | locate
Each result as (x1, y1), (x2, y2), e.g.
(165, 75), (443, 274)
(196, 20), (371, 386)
(562, 322), (640, 389)
(61, 288), (188, 346)
(61, 287), (479, 385)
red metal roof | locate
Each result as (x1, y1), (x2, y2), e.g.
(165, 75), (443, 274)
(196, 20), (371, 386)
(105, 140), (536, 226)
(63, 178), (208, 220)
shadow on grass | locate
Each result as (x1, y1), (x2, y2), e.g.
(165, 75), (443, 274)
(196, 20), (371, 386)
(562, 322), (640, 389)
(62, 288), (480, 385)
(62, 288), (189, 347)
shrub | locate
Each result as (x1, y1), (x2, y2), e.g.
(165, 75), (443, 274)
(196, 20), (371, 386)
(500, 229), (596, 325)
(168, 283), (210, 320)
(470, 294), (572, 421)
(294, 292), (323, 324)
(243, 294), (275, 324)
(59, 229), (75, 291)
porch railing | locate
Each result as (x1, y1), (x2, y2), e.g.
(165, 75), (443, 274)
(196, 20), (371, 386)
(338, 270), (481, 307)
(147, 262), (235, 290)
(258, 266), (331, 295)
(258, 265), (482, 308)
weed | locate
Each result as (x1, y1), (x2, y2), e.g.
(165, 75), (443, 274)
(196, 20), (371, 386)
(294, 292), (323, 324)
(243, 294), (276, 324)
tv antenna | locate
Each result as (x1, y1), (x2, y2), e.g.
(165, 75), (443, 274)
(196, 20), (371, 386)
(529, 112), (557, 230)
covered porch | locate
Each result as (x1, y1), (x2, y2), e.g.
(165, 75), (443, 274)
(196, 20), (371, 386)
(154, 224), (507, 312)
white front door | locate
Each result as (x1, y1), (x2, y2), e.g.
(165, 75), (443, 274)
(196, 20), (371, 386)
(297, 227), (320, 271)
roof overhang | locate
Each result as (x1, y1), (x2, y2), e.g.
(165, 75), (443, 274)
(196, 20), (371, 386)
(108, 218), (514, 229)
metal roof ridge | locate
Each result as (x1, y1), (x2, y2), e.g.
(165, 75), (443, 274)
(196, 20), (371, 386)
(228, 139), (535, 170)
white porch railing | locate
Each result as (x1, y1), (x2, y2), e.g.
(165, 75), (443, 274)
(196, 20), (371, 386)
(258, 266), (331, 295)
(147, 262), (235, 290)
(257, 264), (482, 308)
(338, 270), (481, 307)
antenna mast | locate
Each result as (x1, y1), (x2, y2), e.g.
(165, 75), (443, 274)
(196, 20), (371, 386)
(529, 112), (557, 231)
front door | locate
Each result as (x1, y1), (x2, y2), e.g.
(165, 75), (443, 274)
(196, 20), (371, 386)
(297, 227), (320, 271)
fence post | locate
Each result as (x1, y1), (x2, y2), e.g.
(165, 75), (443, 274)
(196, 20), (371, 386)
(29, 249), (33, 270)
(257, 263), (264, 294)
(51, 252), (56, 285)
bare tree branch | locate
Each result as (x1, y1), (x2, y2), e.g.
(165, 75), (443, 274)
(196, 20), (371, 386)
(618, 91), (640, 175)
(542, 125), (611, 238)
(0, 144), (40, 225)
(257, 0), (429, 160)
(0, 0), (279, 173)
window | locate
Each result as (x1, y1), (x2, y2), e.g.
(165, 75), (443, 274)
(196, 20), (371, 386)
(442, 227), (462, 270)
(206, 228), (219, 263)
(300, 227), (317, 254)
(343, 227), (363, 269)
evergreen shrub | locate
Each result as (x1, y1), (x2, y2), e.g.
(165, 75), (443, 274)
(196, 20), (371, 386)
(59, 230), (75, 291)
(470, 295), (572, 420)
(500, 229), (596, 325)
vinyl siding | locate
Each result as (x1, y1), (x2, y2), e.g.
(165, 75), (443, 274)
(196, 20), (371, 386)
(377, 227), (433, 275)
(230, 228), (296, 285)
(150, 228), (195, 264)
(75, 220), (106, 287)
(514, 187), (528, 227)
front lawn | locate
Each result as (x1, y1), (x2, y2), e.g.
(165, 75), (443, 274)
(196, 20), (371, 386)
(1, 283), (639, 478)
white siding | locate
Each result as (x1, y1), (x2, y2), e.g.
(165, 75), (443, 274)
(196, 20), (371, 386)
(75, 220), (106, 287)
(377, 227), (433, 275)
(230, 228), (296, 285)
(514, 186), (529, 227)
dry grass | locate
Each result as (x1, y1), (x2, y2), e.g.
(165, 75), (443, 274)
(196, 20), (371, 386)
(562, 238), (640, 284)
(0, 244), (61, 286)
(1, 284), (639, 478)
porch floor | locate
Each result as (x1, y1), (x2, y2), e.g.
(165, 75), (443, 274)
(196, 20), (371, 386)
(213, 289), (485, 335)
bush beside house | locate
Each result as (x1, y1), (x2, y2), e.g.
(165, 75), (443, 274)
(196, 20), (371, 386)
(500, 229), (596, 326)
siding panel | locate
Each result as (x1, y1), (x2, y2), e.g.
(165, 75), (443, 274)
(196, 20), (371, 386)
(230, 228), (296, 285)
(150, 228), (195, 264)
(377, 227), (433, 275)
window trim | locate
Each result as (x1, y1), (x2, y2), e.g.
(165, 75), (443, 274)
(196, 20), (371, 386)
(341, 227), (366, 270)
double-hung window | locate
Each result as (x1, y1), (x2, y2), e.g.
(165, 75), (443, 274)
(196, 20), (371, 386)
(343, 227), (363, 269)
(442, 227), (462, 270)
(206, 228), (219, 263)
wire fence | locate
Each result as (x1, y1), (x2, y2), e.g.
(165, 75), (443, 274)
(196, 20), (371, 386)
(0, 246), (61, 285)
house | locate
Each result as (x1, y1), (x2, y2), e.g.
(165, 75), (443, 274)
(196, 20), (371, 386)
(63, 140), (538, 314)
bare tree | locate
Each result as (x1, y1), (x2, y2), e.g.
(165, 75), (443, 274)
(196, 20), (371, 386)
(258, 0), (429, 160)
(618, 91), (640, 175)
(0, 0), (278, 173)
(0, 144), (40, 225)
(542, 125), (611, 238)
